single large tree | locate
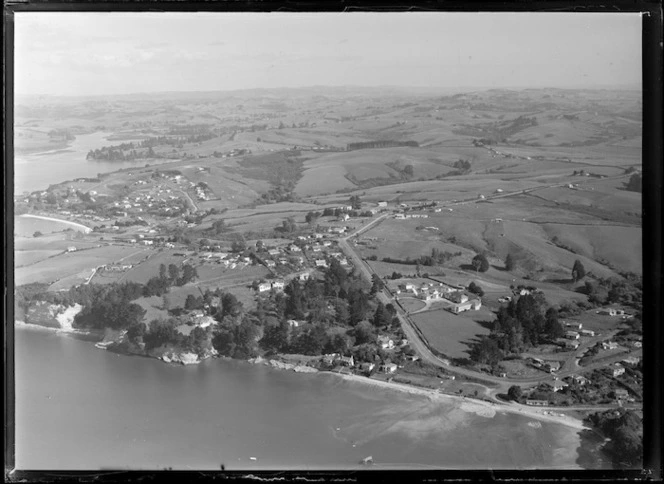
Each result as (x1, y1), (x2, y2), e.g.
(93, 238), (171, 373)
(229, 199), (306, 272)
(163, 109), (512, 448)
(505, 253), (516, 271)
(572, 259), (586, 282)
(472, 253), (490, 273)
(507, 385), (522, 401)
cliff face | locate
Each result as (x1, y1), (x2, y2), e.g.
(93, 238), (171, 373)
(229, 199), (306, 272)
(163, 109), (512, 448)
(142, 344), (219, 365)
(248, 356), (319, 373)
(24, 301), (83, 330)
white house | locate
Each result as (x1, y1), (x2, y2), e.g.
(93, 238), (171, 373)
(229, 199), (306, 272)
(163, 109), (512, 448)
(380, 363), (398, 374)
(336, 355), (355, 367)
(544, 380), (568, 392)
(257, 282), (272, 292)
(67, 246), (77, 252)
(272, 280), (285, 291)
(377, 336), (395, 350)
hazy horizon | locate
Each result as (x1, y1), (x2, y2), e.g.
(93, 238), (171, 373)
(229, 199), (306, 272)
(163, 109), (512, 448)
(15, 83), (643, 102)
(15, 12), (642, 97)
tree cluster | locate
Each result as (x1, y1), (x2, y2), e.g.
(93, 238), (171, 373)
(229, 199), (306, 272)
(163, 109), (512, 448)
(470, 294), (563, 365)
(585, 409), (642, 467)
(624, 173), (642, 193)
(472, 253), (490, 272)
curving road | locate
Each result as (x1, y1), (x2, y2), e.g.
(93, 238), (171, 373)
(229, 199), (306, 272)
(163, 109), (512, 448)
(337, 189), (641, 395)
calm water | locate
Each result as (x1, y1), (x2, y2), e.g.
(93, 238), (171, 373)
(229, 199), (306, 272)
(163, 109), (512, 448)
(14, 327), (591, 470)
(14, 132), (172, 195)
(14, 216), (89, 238)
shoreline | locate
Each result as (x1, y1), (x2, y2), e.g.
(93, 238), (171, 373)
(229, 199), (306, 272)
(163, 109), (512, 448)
(330, 371), (590, 431)
(14, 320), (588, 432)
(17, 214), (92, 233)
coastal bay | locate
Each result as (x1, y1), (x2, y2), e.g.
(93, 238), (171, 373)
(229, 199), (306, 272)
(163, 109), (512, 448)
(15, 327), (593, 470)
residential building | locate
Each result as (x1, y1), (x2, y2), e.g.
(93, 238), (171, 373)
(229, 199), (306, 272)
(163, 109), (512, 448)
(379, 363), (398, 374)
(377, 201), (387, 207)
(336, 355), (355, 367)
(564, 340), (580, 350)
(614, 389), (629, 399)
(446, 291), (469, 304)
(272, 280), (285, 291)
(299, 272), (310, 281)
(544, 361), (561, 373)
(67, 246), (77, 252)
(580, 329), (595, 337)
(449, 298), (481, 314)
(286, 320), (300, 328)
(377, 336), (395, 350)
(566, 374), (589, 386)
(257, 282), (272, 293)
(544, 380), (568, 392)
(612, 365), (626, 377)
(565, 331), (580, 340)
(602, 341), (619, 350)
(526, 399), (548, 406)
(359, 362), (375, 373)
(322, 354), (338, 366)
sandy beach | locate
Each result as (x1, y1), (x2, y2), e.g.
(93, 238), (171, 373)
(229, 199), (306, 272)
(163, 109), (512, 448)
(18, 214), (92, 233)
(333, 372), (589, 431)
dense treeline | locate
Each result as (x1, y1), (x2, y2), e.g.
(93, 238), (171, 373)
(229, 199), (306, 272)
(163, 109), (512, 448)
(17, 263), (198, 332)
(382, 248), (462, 267)
(346, 140), (419, 151)
(585, 409), (642, 467)
(469, 294), (563, 365)
(581, 273), (642, 308)
(86, 132), (218, 161)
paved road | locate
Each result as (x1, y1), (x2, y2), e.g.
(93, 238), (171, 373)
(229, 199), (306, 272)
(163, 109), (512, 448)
(165, 181), (199, 212)
(336, 195), (641, 393)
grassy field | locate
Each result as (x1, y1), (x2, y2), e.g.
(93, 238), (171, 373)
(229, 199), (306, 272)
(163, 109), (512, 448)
(14, 250), (64, 267)
(541, 223), (642, 274)
(564, 309), (631, 334)
(15, 245), (145, 287)
(399, 297), (427, 313)
(116, 249), (189, 284)
(411, 308), (491, 360)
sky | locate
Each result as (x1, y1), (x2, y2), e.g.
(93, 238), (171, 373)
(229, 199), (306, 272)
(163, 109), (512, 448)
(14, 12), (642, 96)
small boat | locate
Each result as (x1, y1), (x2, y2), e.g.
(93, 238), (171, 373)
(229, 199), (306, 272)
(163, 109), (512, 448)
(361, 456), (373, 465)
(249, 457), (257, 461)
